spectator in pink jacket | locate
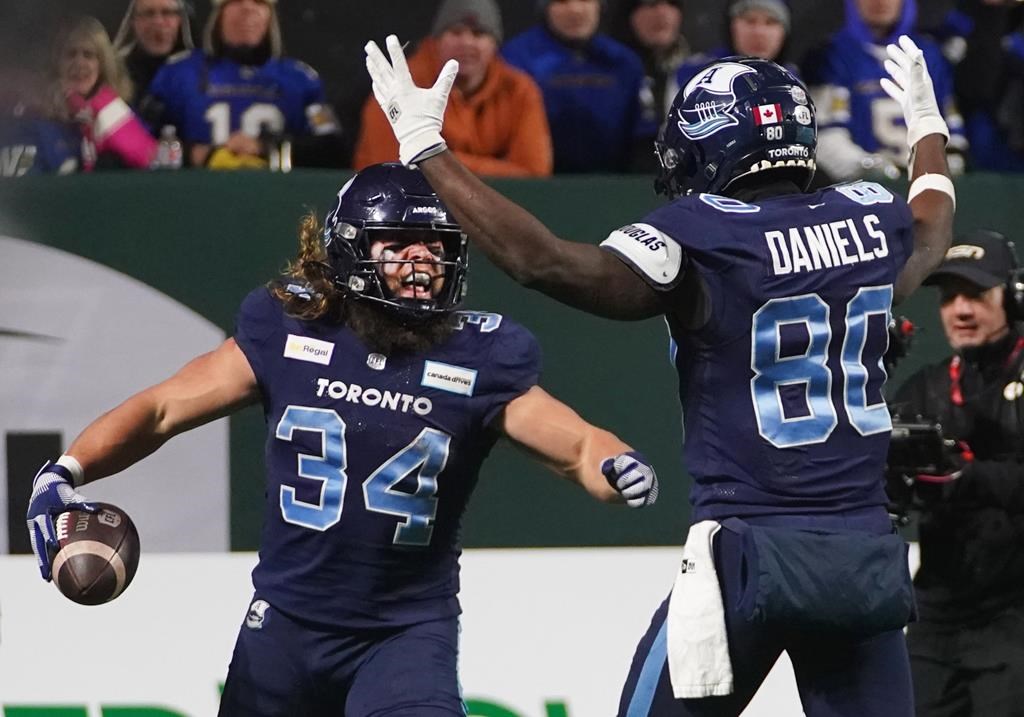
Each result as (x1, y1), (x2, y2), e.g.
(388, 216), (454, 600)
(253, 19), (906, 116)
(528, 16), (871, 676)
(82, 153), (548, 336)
(51, 16), (158, 171)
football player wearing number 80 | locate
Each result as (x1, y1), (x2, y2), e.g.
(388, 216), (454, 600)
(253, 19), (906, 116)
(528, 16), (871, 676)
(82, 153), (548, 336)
(25, 162), (658, 716)
(365, 29), (955, 717)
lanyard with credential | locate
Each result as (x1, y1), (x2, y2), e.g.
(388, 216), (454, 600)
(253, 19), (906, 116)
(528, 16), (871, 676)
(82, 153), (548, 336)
(948, 337), (1024, 406)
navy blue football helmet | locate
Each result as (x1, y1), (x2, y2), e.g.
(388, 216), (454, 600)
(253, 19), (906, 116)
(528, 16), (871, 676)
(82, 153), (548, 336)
(655, 57), (817, 198)
(323, 163), (468, 318)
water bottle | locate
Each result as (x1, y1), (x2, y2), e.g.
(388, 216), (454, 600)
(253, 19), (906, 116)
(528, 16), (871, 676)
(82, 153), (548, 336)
(156, 125), (183, 169)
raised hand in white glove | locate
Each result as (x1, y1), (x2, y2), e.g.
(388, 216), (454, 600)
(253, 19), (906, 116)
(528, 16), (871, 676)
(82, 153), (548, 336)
(879, 35), (949, 151)
(364, 35), (459, 166)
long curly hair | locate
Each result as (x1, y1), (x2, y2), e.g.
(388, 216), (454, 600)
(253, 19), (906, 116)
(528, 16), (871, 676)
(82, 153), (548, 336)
(271, 211), (456, 355)
(271, 211), (345, 322)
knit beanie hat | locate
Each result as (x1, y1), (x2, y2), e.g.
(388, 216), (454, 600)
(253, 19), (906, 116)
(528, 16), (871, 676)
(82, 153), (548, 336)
(730, 0), (790, 32)
(433, 0), (504, 41)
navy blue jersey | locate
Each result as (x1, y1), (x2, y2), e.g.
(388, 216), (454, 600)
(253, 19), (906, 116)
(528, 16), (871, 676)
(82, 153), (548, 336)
(602, 182), (913, 523)
(148, 50), (337, 145)
(234, 288), (540, 628)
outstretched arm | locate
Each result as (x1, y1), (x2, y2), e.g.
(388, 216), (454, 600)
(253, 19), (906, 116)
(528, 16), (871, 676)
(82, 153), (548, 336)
(896, 134), (954, 304)
(421, 152), (664, 319)
(66, 338), (260, 483)
(364, 35), (665, 321)
(498, 385), (658, 507)
(880, 36), (956, 304)
(27, 338), (259, 581)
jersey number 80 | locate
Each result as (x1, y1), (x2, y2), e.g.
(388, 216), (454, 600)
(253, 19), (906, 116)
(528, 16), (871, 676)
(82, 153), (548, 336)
(751, 285), (892, 448)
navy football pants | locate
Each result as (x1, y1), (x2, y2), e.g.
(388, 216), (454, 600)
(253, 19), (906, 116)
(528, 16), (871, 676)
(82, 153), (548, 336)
(219, 598), (465, 716)
(618, 527), (914, 717)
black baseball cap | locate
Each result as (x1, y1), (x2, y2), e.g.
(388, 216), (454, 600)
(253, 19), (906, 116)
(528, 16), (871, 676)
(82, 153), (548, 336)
(923, 229), (1017, 290)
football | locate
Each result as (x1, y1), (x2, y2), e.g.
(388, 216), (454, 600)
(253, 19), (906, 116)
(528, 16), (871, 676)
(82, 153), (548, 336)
(51, 503), (141, 605)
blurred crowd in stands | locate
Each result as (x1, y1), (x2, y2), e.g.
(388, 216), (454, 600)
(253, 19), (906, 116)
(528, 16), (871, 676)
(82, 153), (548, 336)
(1, 0), (1022, 179)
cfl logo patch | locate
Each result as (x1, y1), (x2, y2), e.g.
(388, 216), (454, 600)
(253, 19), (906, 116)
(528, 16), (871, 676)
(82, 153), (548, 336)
(680, 559), (696, 574)
(98, 510), (121, 528)
(387, 103), (401, 123)
(246, 599), (270, 630)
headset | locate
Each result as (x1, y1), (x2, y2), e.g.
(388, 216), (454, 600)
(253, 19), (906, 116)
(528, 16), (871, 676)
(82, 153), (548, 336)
(1003, 234), (1024, 322)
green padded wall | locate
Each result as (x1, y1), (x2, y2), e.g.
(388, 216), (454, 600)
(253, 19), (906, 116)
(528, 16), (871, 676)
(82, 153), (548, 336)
(1, 171), (1018, 548)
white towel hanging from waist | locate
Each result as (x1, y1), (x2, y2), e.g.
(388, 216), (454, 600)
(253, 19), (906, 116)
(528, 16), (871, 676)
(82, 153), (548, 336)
(666, 520), (733, 698)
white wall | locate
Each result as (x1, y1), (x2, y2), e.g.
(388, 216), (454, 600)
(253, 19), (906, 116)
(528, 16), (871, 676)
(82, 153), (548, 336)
(0, 546), (921, 716)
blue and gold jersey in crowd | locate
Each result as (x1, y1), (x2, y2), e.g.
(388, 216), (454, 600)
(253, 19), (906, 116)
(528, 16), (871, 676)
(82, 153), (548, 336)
(807, 0), (966, 163)
(233, 287), (540, 629)
(148, 50), (337, 145)
(602, 182), (914, 528)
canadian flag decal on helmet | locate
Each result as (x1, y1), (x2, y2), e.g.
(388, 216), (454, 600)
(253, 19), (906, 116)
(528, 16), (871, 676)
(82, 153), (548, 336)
(753, 103), (782, 125)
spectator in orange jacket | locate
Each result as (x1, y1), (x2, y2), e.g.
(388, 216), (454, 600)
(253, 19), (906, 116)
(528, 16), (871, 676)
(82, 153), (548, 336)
(354, 0), (552, 177)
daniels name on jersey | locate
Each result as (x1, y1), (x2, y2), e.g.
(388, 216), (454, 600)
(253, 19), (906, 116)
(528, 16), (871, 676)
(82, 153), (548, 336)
(764, 213), (889, 276)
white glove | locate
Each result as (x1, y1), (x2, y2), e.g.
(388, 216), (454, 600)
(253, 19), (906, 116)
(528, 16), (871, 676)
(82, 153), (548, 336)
(601, 451), (659, 508)
(364, 35), (459, 166)
(879, 35), (949, 150)
(26, 460), (96, 581)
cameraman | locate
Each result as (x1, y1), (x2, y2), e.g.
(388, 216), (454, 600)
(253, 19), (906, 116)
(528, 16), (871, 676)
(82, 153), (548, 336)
(891, 229), (1024, 716)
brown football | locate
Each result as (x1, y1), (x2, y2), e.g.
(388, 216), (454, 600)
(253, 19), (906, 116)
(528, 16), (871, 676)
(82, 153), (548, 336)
(52, 503), (140, 605)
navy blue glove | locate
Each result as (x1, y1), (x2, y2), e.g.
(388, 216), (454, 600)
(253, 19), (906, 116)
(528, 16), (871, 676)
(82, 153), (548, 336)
(601, 451), (659, 508)
(26, 461), (97, 581)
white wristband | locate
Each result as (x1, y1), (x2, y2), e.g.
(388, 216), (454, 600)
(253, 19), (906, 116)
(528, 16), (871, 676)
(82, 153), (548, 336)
(907, 116), (949, 151)
(908, 173), (956, 210)
(56, 454), (85, 487)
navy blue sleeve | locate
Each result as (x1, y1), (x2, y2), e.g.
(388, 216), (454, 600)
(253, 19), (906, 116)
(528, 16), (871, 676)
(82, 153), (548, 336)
(478, 319), (542, 427)
(233, 286), (282, 390)
(891, 193), (915, 269)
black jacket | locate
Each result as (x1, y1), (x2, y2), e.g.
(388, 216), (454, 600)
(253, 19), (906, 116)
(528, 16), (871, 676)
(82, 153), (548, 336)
(892, 330), (1024, 623)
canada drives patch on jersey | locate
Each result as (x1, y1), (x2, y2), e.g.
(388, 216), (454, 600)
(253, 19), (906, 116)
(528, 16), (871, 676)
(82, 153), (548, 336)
(606, 182), (914, 527)
(233, 287), (540, 628)
(147, 51), (337, 144)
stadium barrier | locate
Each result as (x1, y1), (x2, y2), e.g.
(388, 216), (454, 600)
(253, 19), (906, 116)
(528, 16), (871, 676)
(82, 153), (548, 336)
(1, 171), (1018, 552)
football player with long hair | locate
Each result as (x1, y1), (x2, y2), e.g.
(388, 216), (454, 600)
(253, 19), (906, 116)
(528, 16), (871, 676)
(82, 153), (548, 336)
(25, 162), (659, 716)
(365, 29), (955, 716)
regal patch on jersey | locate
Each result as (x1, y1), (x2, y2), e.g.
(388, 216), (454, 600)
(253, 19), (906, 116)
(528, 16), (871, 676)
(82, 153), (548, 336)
(283, 334), (334, 365)
(421, 360), (477, 396)
(600, 223), (684, 287)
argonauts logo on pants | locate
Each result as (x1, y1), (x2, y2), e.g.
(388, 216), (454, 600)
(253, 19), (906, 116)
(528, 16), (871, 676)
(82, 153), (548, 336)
(246, 599), (270, 629)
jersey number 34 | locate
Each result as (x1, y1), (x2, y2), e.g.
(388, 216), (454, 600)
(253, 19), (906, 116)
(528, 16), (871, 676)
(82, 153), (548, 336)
(274, 406), (450, 546)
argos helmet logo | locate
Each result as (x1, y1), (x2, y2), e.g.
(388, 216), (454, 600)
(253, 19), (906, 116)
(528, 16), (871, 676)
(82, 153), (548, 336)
(677, 63), (757, 140)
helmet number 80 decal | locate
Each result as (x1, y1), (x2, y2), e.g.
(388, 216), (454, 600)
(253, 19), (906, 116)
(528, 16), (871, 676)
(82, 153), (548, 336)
(765, 126), (783, 141)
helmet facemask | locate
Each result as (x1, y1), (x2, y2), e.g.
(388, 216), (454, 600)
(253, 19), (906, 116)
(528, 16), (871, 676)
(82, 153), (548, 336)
(326, 222), (468, 321)
(322, 163), (469, 323)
